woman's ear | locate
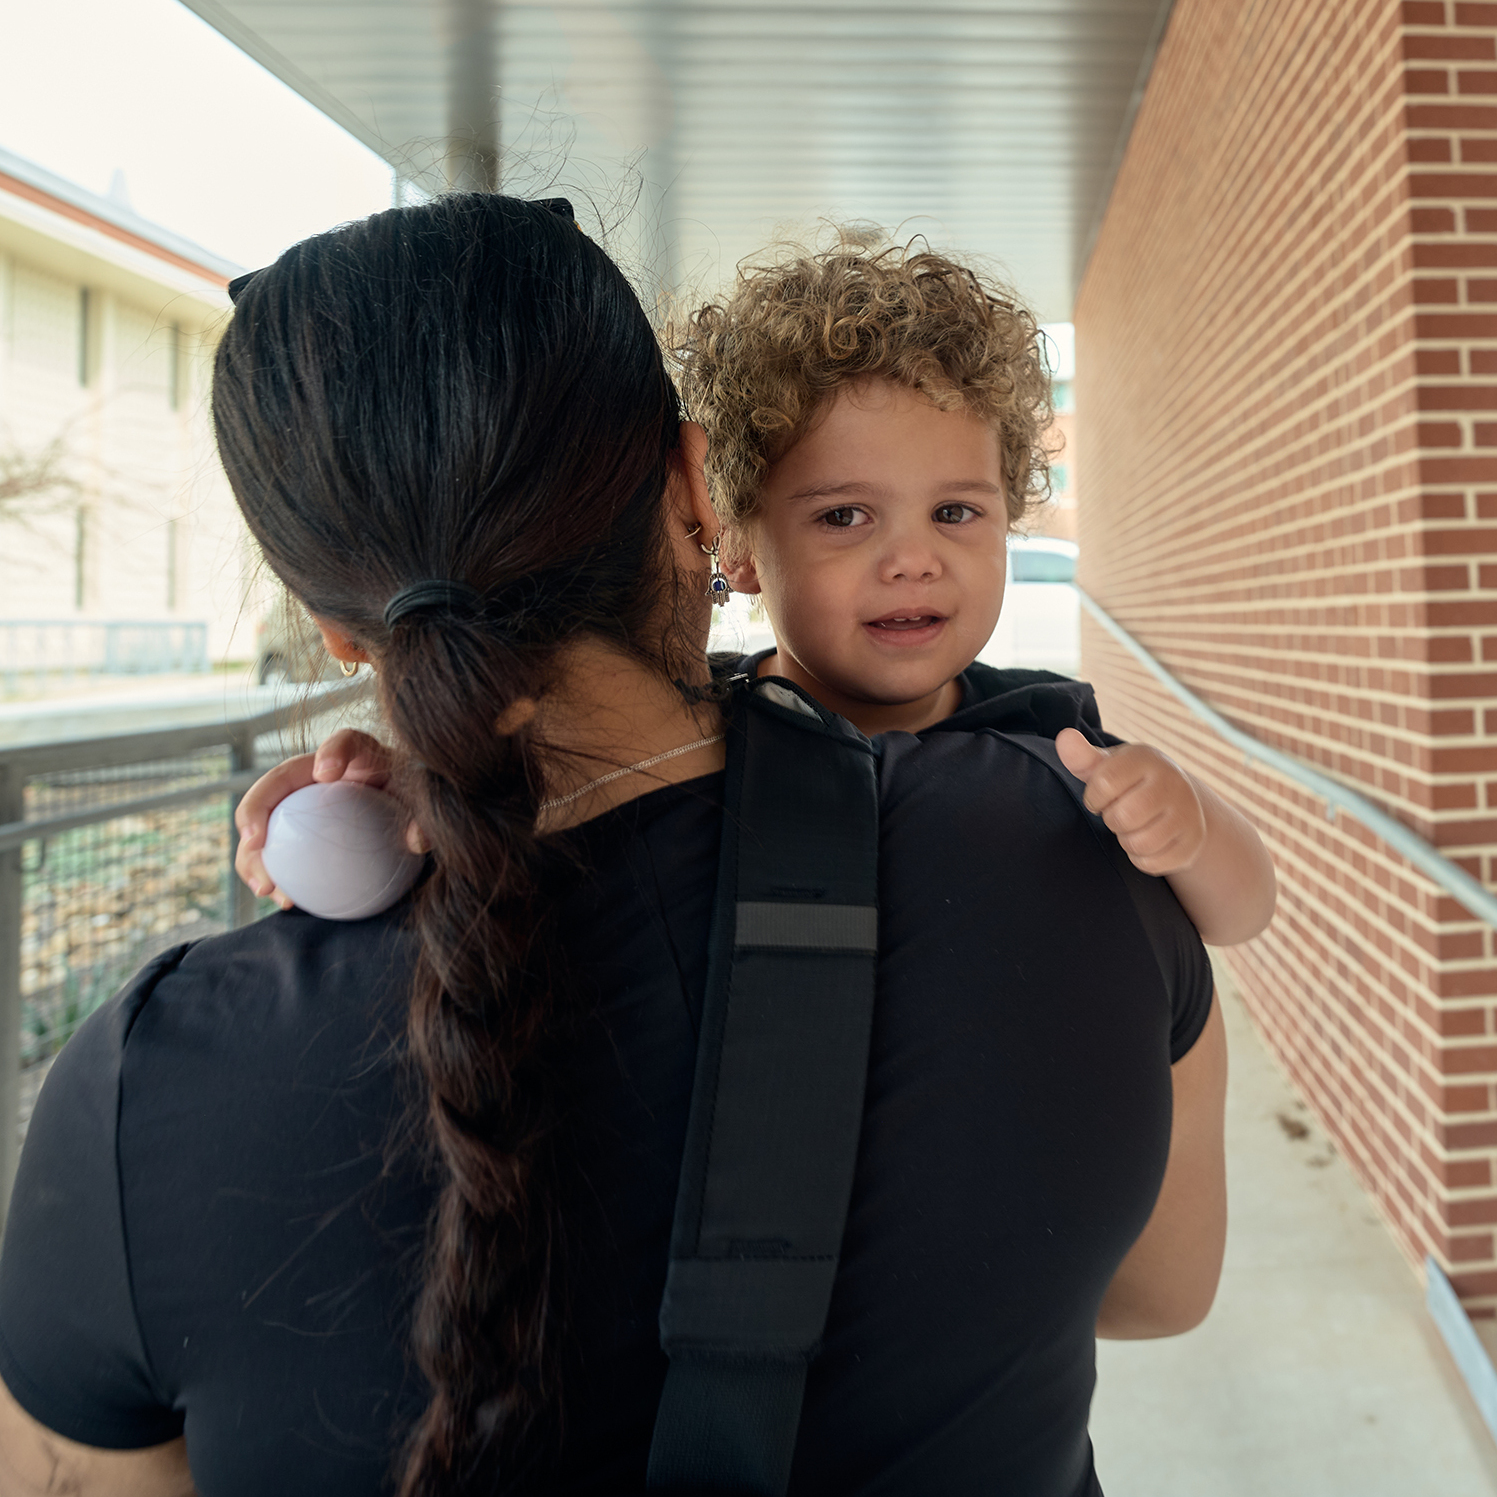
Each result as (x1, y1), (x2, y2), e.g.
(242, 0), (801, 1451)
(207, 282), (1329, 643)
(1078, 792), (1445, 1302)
(675, 421), (715, 532)
(665, 423), (763, 594)
(666, 421), (720, 575)
(312, 619), (372, 665)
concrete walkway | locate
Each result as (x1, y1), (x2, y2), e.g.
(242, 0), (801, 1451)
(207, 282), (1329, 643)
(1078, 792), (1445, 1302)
(1089, 967), (1497, 1496)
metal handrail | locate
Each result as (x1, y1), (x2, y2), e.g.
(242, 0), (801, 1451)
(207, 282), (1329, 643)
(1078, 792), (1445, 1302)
(0, 772), (262, 853)
(1078, 589), (1497, 931)
(0, 677), (371, 777)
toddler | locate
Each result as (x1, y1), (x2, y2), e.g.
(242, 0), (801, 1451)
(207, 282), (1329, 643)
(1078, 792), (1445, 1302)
(669, 236), (1274, 945)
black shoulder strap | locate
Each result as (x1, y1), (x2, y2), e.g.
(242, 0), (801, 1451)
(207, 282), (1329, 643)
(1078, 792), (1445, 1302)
(647, 680), (880, 1496)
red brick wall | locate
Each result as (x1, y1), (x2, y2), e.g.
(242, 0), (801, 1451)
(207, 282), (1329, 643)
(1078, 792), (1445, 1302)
(1075, 0), (1497, 1310)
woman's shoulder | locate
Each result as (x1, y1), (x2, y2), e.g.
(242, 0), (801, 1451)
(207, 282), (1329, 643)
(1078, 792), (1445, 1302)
(876, 724), (1212, 1057)
(125, 908), (414, 1082)
(34, 909), (416, 1146)
(875, 727), (1106, 884)
(0, 909), (424, 1461)
(165, 903), (410, 1000)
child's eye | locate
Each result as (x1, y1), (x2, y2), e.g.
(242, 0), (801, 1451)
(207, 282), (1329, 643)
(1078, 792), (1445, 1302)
(817, 506), (868, 529)
(933, 503), (979, 524)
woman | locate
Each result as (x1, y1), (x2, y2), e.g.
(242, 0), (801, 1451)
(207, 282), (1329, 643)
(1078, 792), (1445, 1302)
(0, 194), (1226, 1497)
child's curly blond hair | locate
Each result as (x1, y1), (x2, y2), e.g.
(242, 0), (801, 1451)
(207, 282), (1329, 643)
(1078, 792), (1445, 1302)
(667, 232), (1054, 530)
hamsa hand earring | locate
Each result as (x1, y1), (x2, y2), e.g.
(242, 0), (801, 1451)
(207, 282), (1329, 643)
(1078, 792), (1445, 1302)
(700, 532), (731, 606)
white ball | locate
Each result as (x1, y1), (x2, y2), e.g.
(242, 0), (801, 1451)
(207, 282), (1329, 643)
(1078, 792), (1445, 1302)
(261, 781), (424, 921)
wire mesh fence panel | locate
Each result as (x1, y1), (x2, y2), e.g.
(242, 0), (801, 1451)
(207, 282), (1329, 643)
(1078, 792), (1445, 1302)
(1, 680), (377, 1194)
(18, 797), (242, 1124)
(26, 745), (232, 819)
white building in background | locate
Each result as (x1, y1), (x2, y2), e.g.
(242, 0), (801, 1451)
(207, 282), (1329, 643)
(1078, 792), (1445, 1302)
(0, 145), (256, 669)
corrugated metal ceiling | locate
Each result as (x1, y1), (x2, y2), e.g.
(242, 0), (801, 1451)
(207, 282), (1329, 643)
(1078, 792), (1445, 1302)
(179, 0), (1173, 320)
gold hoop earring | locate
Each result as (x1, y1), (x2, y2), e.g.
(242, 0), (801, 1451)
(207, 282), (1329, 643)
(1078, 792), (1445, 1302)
(700, 534), (730, 606)
(339, 659), (359, 678)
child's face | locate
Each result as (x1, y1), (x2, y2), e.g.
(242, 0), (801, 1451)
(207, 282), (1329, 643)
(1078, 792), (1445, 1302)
(725, 378), (1008, 730)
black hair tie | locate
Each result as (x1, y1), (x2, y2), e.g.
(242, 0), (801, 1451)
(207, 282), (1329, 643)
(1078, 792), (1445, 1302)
(383, 580), (483, 628)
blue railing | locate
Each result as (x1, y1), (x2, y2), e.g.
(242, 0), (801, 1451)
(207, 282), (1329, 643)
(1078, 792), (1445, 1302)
(0, 620), (209, 695)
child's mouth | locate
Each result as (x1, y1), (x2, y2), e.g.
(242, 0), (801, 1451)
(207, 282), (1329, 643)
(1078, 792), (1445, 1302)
(863, 613), (947, 646)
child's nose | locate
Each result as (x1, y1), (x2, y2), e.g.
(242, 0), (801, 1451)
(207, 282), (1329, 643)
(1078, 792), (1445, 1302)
(881, 539), (942, 583)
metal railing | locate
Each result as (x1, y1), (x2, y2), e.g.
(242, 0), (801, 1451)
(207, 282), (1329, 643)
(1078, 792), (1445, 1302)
(0, 680), (370, 1221)
(0, 620), (210, 696)
(1078, 589), (1497, 931)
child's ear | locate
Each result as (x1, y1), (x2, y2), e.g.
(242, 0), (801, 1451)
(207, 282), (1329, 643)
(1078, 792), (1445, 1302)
(720, 528), (761, 595)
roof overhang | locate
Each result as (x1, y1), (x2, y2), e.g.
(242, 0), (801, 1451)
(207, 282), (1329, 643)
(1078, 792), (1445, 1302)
(178, 0), (1174, 321)
(0, 145), (239, 323)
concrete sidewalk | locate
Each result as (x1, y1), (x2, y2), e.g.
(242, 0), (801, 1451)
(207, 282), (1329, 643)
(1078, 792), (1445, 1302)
(1089, 967), (1497, 1497)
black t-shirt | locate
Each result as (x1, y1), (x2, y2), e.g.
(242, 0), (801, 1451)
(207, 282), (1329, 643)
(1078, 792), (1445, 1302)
(0, 714), (1211, 1497)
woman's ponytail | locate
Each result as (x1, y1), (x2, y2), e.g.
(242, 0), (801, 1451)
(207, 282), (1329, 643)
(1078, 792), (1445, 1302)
(211, 192), (686, 1491)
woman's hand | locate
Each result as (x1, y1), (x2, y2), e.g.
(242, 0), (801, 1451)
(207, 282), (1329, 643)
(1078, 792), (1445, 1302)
(233, 730), (397, 909)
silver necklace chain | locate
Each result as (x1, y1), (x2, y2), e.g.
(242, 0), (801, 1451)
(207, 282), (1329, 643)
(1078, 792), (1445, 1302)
(538, 734), (726, 813)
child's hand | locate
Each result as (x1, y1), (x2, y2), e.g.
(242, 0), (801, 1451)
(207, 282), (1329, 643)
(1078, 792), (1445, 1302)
(1054, 728), (1207, 877)
(234, 729), (410, 909)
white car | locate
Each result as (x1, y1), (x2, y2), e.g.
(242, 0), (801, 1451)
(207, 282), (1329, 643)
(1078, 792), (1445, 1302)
(978, 537), (1080, 675)
(708, 591), (777, 660)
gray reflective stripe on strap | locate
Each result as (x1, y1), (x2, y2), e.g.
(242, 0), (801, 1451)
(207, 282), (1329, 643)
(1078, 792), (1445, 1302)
(734, 902), (877, 952)
(660, 1257), (839, 1351)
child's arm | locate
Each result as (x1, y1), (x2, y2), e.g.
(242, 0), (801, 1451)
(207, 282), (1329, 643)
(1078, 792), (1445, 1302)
(1055, 728), (1276, 947)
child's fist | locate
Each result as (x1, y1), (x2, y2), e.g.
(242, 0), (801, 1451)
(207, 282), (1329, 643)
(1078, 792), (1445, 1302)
(1054, 727), (1207, 877)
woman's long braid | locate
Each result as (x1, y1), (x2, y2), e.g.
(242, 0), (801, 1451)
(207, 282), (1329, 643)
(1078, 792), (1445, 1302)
(383, 634), (561, 1492)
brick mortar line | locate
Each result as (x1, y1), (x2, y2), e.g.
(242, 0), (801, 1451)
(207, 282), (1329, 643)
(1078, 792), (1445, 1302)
(1085, 260), (1417, 442)
(1093, 656), (1497, 723)
(1079, 633), (1497, 667)
(1087, 165), (1413, 411)
(1089, 196), (1413, 431)
(1074, 441), (1428, 542)
(1082, 304), (1423, 487)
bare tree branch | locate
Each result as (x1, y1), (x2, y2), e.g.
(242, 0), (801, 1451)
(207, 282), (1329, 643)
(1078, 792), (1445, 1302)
(0, 432), (80, 517)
